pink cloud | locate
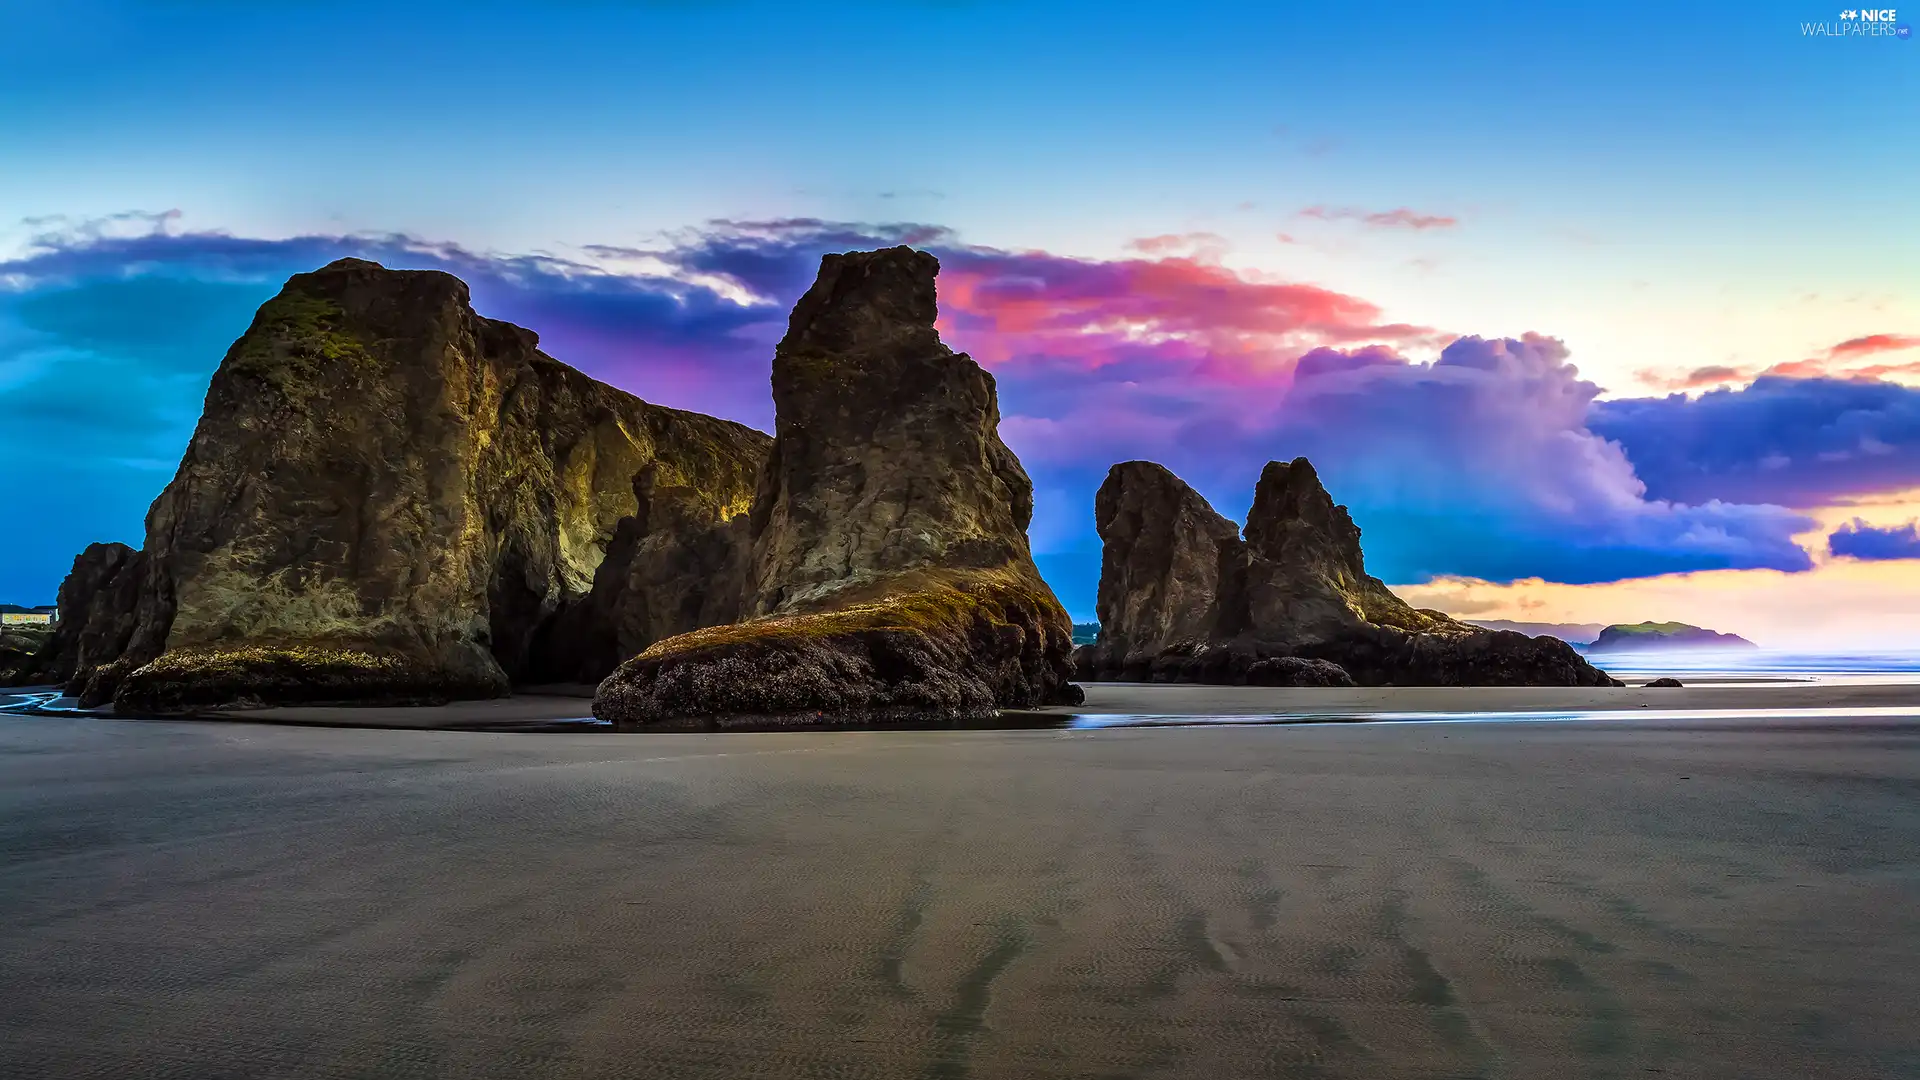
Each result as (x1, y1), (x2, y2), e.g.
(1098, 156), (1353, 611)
(1829, 333), (1920, 359)
(1124, 232), (1227, 258)
(1640, 334), (1920, 392)
(1636, 364), (1749, 391)
(1756, 335), (1920, 381)
(1297, 205), (1459, 230)
(934, 249), (1438, 385)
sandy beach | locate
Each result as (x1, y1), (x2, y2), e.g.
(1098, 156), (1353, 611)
(2, 706), (1916, 1079)
(16, 677), (1910, 731)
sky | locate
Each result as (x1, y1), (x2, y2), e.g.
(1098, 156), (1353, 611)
(2, 0), (1918, 646)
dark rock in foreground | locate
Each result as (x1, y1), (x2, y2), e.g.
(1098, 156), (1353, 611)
(10, 260), (769, 711)
(1645, 677), (1685, 688)
(595, 247), (1082, 728)
(1077, 458), (1619, 688)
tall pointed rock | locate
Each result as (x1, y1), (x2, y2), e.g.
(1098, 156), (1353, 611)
(595, 247), (1081, 728)
(1235, 458), (1458, 643)
(743, 246), (1037, 613)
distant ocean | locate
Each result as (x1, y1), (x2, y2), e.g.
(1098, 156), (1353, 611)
(1585, 648), (1920, 685)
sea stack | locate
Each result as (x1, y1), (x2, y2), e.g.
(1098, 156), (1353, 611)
(11, 259), (770, 711)
(1078, 459), (1619, 687)
(593, 247), (1082, 728)
(1082, 460), (1244, 667)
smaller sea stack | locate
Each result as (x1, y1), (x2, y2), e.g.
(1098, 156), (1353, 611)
(1077, 459), (1619, 687)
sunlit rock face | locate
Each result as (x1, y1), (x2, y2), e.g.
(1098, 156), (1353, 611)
(1079, 458), (1620, 688)
(594, 247), (1082, 729)
(12, 258), (770, 711)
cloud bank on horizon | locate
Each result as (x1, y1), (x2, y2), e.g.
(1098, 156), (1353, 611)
(1829, 519), (1920, 561)
(5, 215), (1920, 620)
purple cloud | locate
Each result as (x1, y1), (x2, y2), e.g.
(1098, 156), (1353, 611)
(1232, 336), (1816, 584)
(1590, 376), (1920, 508)
(1829, 519), (1920, 561)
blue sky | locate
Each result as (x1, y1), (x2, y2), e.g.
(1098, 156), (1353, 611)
(3, 0), (1918, 644)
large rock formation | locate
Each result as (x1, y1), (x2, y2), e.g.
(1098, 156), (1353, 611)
(11, 259), (769, 711)
(594, 247), (1082, 728)
(1078, 458), (1618, 687)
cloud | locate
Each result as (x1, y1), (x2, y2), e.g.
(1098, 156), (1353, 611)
(933, 248), (1437, 383)
(1292, 344), (1404, 381)
(1829, 333), (1920, 359)
(1243, 335), (1816, 585)
(1297, 205), (1459, 230)
(1638, 332), (1920, 391)
(959, 327), (1821, 603)
(1125, 232), (1228, 259)
(1828, 518), (1920, 561)
(1590, 376), (1920, 508)
(1635, 363), (1746, 391)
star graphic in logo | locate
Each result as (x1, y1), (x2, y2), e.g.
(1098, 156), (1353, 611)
(1841, 8), (1858, 17)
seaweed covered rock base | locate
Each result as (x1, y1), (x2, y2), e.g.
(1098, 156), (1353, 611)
(595, 568), (1078, 729)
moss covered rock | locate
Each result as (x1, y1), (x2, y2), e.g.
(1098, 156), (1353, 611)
(595, 568), (1079, 729)
(112, 646), (505, 713)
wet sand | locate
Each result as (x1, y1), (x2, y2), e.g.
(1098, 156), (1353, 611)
(1070, 679), (1920, 716)
(2, 711), (1917, 1078)
(117, 678), (1920, 730)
